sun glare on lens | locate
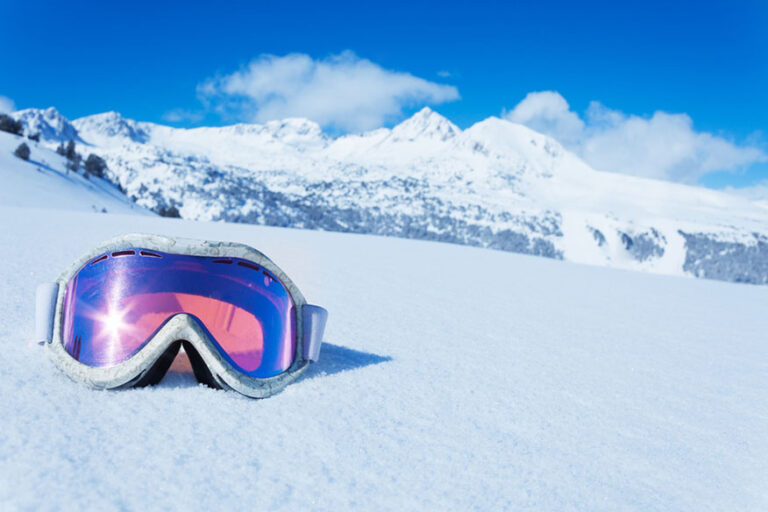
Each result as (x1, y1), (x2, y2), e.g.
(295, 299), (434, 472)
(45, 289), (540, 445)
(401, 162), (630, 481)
(97, 306), (128, 338)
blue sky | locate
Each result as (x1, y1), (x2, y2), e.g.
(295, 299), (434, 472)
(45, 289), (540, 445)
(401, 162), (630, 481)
(0, 0), (765, 189)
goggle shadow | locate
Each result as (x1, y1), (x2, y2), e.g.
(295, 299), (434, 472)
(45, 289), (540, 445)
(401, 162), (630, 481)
(296, 342), (391, 381)
(154, 342), (391, 390)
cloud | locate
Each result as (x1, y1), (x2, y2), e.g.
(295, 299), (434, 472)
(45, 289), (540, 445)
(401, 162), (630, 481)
(162, 108), (204, 123)
(505, 91), (767, 184)
(724, 181), (768, 204)
(197, 51), (460, 132)
(504, 91), (584, 147)
(0, 95), (16, 114)
(437, 70), (452, 78)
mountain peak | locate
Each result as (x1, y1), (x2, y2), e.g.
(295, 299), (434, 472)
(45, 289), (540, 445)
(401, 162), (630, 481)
(12, 107), (79, 142)
(73, 111), (149, 144)
(264, 117), (324, 135)
(262, 117), (329, 150)
(413, 106), (435, 117)
(42, 106), (63, 117)
(391, 107), (460, 142)
(463, 116), (572, 164)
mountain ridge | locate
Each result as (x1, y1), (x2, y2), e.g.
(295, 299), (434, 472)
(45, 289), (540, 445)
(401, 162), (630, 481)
(10, 106), (768, 284)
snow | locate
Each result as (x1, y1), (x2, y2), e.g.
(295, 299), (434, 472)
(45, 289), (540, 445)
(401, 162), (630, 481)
(12, 107), (768, 284)
(0, 131), (149, 215)
(1, 199), (767, 510)
(12, 107), (80, 143)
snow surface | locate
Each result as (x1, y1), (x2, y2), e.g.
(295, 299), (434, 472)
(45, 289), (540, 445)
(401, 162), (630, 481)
(1, 204), (767, 510)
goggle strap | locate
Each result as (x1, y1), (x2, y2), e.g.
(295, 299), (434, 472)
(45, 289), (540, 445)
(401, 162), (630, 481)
(35, 283), (59, 344)
(302, 304), (328, 363)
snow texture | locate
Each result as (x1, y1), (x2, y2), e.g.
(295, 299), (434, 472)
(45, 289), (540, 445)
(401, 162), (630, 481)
(1, 205), (767, 510)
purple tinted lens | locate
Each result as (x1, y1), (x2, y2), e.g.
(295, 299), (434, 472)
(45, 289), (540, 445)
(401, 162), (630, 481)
(61, 249), (296, 378)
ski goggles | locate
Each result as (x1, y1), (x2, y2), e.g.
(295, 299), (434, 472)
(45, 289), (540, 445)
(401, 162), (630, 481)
(35, 234), (328, 398)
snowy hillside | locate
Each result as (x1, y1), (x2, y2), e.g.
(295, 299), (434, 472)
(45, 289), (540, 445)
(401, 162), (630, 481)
(0, 130), (148, 215)
(1, 206), (767, 510)
(11, 107), (768, 284)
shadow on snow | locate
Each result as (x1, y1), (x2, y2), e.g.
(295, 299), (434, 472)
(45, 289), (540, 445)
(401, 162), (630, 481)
(158, 342), (391, 389)
(298, 342), (391, 381)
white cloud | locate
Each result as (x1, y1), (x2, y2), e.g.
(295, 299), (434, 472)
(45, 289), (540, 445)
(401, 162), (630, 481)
(162, 108), (204, 123)
(505, 91), (767, 184)
(724, 181), (768, 204)
(198, 51), (460, 132)
(504, 91), (584, 146)
(0, 95), (16, 114)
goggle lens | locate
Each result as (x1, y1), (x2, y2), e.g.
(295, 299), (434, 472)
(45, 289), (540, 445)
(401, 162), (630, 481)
(61, 249), (296, 378)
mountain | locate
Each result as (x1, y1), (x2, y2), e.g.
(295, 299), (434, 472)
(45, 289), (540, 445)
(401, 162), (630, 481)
(12, 107), (80, 143)
(72, 111), (150, 144)
(10, 106), (768, 284)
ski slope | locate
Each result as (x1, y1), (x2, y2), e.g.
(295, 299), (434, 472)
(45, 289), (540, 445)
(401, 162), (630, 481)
(0, 204), (766, 510)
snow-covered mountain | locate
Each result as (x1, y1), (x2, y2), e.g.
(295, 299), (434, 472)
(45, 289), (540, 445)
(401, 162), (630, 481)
(11, 107), (768, 284)
(12, 107), (80, 143)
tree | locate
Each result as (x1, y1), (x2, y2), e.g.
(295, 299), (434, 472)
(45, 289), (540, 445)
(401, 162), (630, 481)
(14, 143), (30, 161)
(157, 205), (181, 218)
(0, 114), (23, 136)
(85, 154), (107, 178)
(65, 139), (77, 160)
(59, 138), (81, 171)
(28, 132), (40, 142)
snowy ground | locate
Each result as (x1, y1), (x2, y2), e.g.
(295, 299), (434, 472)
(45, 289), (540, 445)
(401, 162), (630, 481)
(0, 204), (767, 510)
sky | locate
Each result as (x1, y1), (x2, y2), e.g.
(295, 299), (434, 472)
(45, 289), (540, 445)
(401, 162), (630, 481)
(0, 0), (766, 190)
